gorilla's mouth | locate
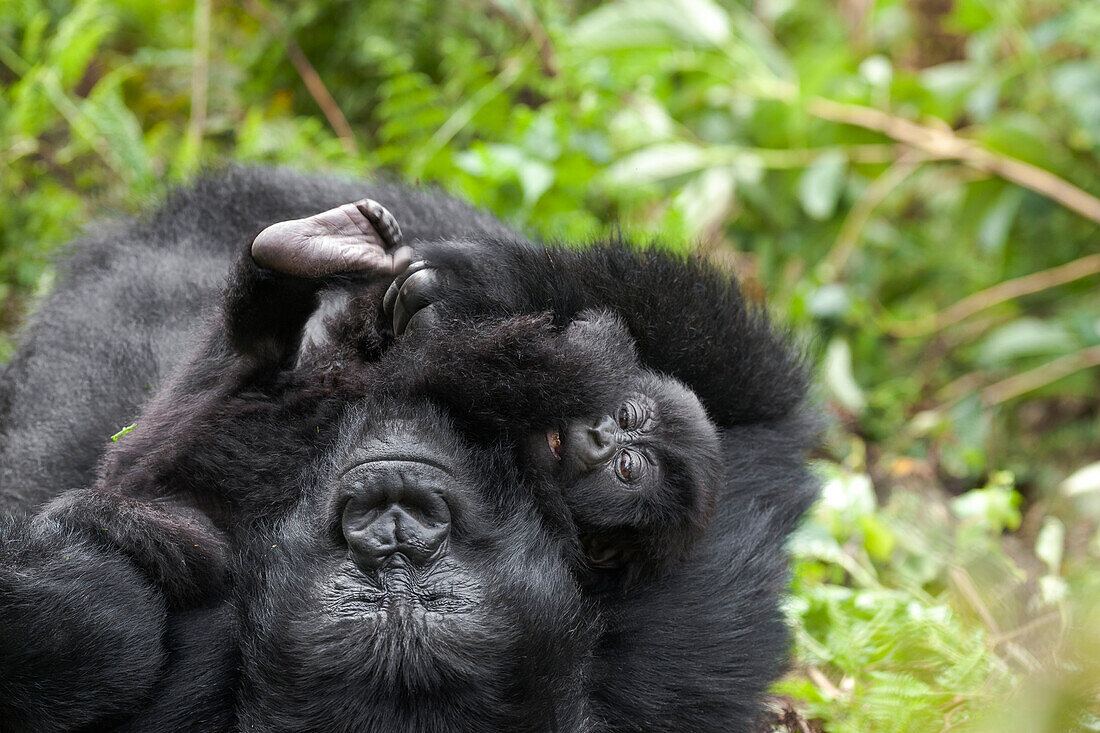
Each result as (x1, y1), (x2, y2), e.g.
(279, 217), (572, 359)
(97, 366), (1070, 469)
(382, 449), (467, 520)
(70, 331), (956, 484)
(547, 428), (563, 460)
(326, 561), (482, 619)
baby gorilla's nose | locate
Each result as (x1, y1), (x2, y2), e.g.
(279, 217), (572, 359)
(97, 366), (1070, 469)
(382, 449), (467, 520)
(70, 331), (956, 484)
(341, 462), (452, 571)
(580, 416), (619, 466)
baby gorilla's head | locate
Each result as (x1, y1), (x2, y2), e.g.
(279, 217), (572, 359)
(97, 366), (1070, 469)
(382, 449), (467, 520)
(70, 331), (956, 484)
(523, 313), (723, 578)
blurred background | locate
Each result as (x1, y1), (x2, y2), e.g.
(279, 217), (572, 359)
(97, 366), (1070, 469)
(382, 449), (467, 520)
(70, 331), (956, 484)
(1, 0), (1098, 730)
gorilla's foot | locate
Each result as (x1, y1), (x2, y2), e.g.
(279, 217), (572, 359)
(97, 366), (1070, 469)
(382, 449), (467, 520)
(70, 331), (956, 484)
(251, 199), (410, 279)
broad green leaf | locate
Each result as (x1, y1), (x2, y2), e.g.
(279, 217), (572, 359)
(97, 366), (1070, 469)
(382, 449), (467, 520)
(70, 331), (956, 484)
(724, 2), (795, 80)
(977, 185), (1024, 254)
(1035, 516), (1065, 575)
(975, 318), (1078, 367)
(673, 166), (737, 240)
(1062, 461), (1100, 498)
(607, 98), (676, 150)
(84, 79), (152, 185)
(951, 474), (1022, 532)
(1062, 461), (1100, 517)
(1050, 61), (1100, 143)
(45, 0), (116, 88)
(604, 142), (710, 186)
(798, 150), (846, 220)
(571, 0), (731, 50)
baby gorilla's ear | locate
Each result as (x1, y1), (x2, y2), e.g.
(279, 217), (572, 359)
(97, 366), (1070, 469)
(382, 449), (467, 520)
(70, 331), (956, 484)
(564, 309), (638, 372)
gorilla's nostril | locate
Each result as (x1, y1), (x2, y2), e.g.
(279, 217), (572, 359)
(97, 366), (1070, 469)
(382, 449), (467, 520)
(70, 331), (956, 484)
(581, 416), (618, 465)
(340, 460), (452, 571)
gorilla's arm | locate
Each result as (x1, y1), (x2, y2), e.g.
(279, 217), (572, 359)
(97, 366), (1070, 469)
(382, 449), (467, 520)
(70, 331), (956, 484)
(0, 490), (233, 733)
(0, 168), (524, 510)
(380, 310), (639, 437)
(390, 240), (809, 428)
(0, 198), (405, 732)
(96, 199), (404, 513)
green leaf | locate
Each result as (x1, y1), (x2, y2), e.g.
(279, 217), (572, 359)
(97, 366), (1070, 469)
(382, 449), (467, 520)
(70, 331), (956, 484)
(797, 150), (846, 221)
(1035, 516), (1065, 575)
(604, 142), (710, 186)
(672, 166), (737, 239)
(977, 185), (1024, 254)
(975, 318), (1078, 367)
(45, 0), (116, 88)
(822, 337), (865, 413)
(951, 473), (1022, 532)
(1061, 461), (1100, 518)
(571, 0), (731, 50)
(83, 79), (152, 185)
(110, 423), (136, 442)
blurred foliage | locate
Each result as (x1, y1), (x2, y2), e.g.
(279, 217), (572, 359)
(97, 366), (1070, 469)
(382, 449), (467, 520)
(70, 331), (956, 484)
(1, 0), (1098, 729)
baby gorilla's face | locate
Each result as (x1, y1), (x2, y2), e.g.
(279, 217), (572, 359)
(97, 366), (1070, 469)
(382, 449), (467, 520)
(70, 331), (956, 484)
(236, 399), (595, 732)
(524, 318), (723, 576)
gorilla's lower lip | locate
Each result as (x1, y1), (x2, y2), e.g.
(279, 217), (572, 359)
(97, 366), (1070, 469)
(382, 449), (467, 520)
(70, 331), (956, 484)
(547, 429), (563, 460)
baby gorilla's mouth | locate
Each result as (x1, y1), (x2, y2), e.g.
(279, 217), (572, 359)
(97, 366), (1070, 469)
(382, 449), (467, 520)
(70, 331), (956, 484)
(546, 428), (563, 460)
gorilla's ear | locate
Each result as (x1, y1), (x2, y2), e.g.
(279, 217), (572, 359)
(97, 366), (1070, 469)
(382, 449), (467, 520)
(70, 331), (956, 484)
(39, 489), (230, 608)
(567, 308), (636, 355)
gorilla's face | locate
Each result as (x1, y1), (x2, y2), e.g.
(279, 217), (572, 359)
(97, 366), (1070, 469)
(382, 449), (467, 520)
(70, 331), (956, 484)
(237, 399), (596, 732)
(524, 365), (722, 576)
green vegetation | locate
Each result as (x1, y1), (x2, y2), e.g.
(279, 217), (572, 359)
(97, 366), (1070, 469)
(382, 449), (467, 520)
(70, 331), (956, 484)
(2, 1), (1098, 730)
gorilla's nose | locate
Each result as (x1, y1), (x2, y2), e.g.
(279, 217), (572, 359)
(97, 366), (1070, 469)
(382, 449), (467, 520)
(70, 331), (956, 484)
(581, 416), (618, 464)
(341, 462), (452, 570)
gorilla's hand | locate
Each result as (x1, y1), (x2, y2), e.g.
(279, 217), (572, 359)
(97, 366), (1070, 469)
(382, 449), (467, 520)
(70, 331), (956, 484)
(40, 489), (230, 608)
(0, 509), (169, 732)
(251, 198), (411, 279)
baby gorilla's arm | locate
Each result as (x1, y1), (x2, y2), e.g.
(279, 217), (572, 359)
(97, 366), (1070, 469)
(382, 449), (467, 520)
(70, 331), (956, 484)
(384, 240), (809, 428)
(382, 310), (639, 436)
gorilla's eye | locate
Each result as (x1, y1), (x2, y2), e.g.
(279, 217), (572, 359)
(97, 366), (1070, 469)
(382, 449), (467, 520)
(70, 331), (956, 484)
(617, 401), (642, 430)
(617, 406), (630, 430)
(616, 449), (645, 482)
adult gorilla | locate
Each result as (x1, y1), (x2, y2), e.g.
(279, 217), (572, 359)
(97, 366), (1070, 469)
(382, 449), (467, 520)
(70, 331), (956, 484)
(0, 169), (817, 732)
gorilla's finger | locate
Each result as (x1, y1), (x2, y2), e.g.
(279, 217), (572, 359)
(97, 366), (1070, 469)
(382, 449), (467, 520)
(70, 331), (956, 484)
(251, 199), (401, 279)
(354, 199), (403, 249)
(402, 303), (443, 336)
(383, 259), (432, 324)
(392, 268), (442, 335)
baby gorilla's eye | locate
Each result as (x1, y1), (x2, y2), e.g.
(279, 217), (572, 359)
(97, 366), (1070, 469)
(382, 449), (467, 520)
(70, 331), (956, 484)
(617, 401), (642, 430)
(616, 449), (646, 483)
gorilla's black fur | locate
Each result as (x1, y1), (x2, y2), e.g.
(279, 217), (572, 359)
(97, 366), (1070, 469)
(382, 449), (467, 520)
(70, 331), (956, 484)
(0, 168), (818, 732)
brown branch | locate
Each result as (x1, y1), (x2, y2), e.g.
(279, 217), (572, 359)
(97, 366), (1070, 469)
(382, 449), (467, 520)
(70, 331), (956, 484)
(242, 0), (358, 156)
(483, 0), (559, 77)
(807, 97), (1100, 225)
(822, 150), (927, 278)
(949, 566), (1001, 636)
(981, 344), (1100, 406)
(886, 253), (1100, 337)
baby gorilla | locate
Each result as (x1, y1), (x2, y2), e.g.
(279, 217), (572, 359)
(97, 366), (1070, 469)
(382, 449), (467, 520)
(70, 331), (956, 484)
(397, 308), (722, 577)
(517, 315), (721, 575)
